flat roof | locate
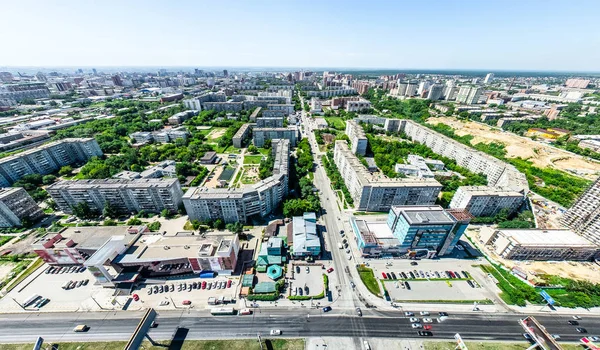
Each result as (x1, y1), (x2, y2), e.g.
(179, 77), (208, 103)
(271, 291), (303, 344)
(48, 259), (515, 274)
(391, 205), (455, 225)
(42, 226), (139, 250)
(500, 229), (598, 247)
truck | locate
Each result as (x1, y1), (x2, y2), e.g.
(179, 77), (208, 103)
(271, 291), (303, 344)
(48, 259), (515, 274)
(207, 297), (219, 305)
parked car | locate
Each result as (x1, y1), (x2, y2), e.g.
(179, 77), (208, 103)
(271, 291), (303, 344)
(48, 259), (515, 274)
(381, 272), (387, 279)
(411, 323), (422, 329)
(83, 279), (89, 286)
(322, 306), (332, 312)
(420, 311), (430, 316)
(576, 327), (587, 333)
(227, 280), (232, 288)
(182, 300), (191, 305)
(270, 329), (281, 336)
(327, 267), (334, 273)
(132, 294), (139, 301)
(356, 307), (362, 316)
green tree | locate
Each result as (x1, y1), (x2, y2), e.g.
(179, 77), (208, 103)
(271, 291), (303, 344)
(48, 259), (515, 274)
(127, 217), (143, 225)
(72, 202), (95, 219)
(160, 209), (172, 218)
(59, 165), (73, 177)
(247, 145), (258, 154)
(212, 219), (225, 230)
(148, 221), (162, 232)
(226, 222), (243, 234)
(102, 202), (119, 218)
(42, 175), (57, 185)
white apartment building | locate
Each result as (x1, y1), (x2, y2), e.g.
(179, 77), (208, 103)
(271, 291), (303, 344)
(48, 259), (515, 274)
(345, 120), (368, 156)
(183, 140), (289, 223)
(253, 127), (297, 147)
(0, 138), (102, 187)
(48, 178), (184, 215)
(333, 141), (442, 212)
(427, 84), (444, 101)
(484, 73), (494, 84)
(561, 177), (600, 245)
(0, 187), (44, 227)
(449, 186), (524, 217)
(455, 86), (483, 105)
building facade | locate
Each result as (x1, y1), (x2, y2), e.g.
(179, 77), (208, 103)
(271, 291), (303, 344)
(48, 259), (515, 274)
(345, 120), (368, 156)
(0, 138), (102, 187)
(333, 140), (442, 212)
(561, 177), (600, 245)
(48, 178), (184, 215)
(253, 127), (297, 147)
(449, 186), (524, 217)
(0, 187), (44, 227)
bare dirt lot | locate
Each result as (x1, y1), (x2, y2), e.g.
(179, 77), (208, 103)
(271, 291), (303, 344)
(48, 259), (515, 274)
(427, 117), (600, 180)
(206, 127), (227, 141)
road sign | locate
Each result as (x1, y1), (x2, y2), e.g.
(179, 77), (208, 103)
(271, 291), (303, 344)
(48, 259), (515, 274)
(454, 333), (468, 350)
(540, 290), (555, 305)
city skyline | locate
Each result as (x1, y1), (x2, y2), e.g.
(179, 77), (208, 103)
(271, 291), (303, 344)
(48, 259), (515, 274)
(2, 0), (599, 71)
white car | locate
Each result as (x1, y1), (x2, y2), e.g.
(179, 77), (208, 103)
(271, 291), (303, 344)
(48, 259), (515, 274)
(270, 329), (281, 336)
(411, 323), (422, 329)
(423, 318), (433, 323)
(410, 317), (419, 323)
(420, 311), (430, 316)
(347, 254), (352, 260)
(404, 311), (414, 316)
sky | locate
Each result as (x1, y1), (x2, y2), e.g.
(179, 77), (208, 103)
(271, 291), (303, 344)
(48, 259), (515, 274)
(1, 0), (599, 71)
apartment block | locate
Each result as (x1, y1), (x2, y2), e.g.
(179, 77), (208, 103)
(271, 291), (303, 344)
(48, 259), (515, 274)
(0, 187), (44, 227)
(233, 123), (254, 148)
(262, 110), (287, 118)
(0, 83), (50, 106)
(0, 138), (103, 187)
(455, 86), (483, 105)
(256, 117), (284, 128)
(345, 120), (368, 156)
(253, 127), (298, 147)
(47, 178), (184, 215)
(479, 227), (599, 261)
(266, 104), (294, 115)
(449, 186), (524, 217)
(402, 120), (529, 193)
(130, 127), (188, 145)
(183, 140), (289, 223)
(561, 177), (600, 245)
(333, 140), (442, 212)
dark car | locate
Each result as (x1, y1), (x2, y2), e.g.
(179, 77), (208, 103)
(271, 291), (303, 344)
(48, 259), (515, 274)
(409, 272), (415, 279)
(439, 312), (449, 317)
(390, 272), (397, 280)
(410, 261), (418, 266)
(400, 272), (407, 279)
(322, 306), (332, 312)
(454, 271), (461, 279)
(568, 320), (579, 326)
(576, 327), (587, 333)
(467, 280), (474, 288)
(404, 281), (411, 290)
(462, 271), (469, 278)
(356, 307), (362, 316)
(418, 331), (433, 336)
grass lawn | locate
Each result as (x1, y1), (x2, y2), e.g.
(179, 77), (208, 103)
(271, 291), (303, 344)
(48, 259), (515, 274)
(5, 258), (44, 292)
(325, 117), (346, 130)
(0, 339), (305, 350)
(424, 342), (580, 350)
(257, 147), (271, 155)
(244, 155), (264, 164)
(0, 235), (14, 247)
(357, 266), (381, 297)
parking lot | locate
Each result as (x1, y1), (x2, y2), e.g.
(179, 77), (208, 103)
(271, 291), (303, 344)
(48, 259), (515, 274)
(363, 256), (499, 303)
(288, 264), (325, 298)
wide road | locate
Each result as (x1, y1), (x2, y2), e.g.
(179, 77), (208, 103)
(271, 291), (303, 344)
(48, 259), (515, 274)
(0, 309), (598, 343)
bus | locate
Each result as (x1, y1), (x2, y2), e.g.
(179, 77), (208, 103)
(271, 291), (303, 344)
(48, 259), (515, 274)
(23, 294), (40, 307)
(210, 307), (236, 316)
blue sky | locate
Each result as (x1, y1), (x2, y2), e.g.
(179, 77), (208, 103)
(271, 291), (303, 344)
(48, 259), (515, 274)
(2, 0), (599, 71)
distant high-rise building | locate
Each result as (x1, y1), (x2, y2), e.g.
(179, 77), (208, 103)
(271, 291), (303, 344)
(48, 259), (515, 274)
(561, 177), (600, 245)
(417, 81), (431, 96)
(0, 72), (14, 83)
(484, 73), (495, 84)
(112, 75), (123, 86)
(427, 84), (444, 101)
(92, 68), (97, 75)
(405, 81), (418, 96)
(35, 72), (47, 82)
(456, 86), (482, 105)
(223, 69), (228, 77)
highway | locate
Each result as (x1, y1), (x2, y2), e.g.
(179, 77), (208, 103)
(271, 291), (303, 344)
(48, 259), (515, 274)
(0, 309), (598, 343)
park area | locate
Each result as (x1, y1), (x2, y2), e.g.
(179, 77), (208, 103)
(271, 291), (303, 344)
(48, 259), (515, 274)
(427, 116), (600, 180)
(325, 117), (346, 130)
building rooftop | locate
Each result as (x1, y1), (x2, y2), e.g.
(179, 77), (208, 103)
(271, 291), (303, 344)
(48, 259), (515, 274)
(391, 205), (455, 225)
(34, 226), (141, 250)
(499, 229), (598, 247)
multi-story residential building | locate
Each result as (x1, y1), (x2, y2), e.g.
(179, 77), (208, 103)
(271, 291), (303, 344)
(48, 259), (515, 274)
(307, 87), (357, 98)
(565, 78), (590, 89)
(356, 115), (385, 125)
(401, 120), (529, 193)
(0, 187), (44, 227)
(334, 140), (442, 212)
(130, 127), (189, 145)
(0, 83), (50, 106)
(0, 138), (102, 187)
(249, 107), (262, 122)
(405, 81), (418, 97)
(167, 110), (197, 125)
(256, 117), (284, 128)
(262, 110), (287, 118)
(427, 84), (444, 101)
(346, 98), (372, 112)
(233, 123), (254, 148)
(449, 186), (524, 217)
(47, 178), (184, 215)
(202, 101), (244, 113)
(266, 104), (294, 115)
(345, 120), (368, 156)
(310, 97), (322, 113)
(484, 73), (494, 84)
(561, 177), (600, 245)
(183, 139), (290, 223)
(291, 212), (321, 258)
(455, 86), (483, 105)
(350, 206), (472, 258)
(479, 227), (599, 261)
(253, 126), (298, 147)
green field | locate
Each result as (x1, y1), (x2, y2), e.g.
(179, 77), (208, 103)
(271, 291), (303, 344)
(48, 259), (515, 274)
(0, 339), (305, 350)
(325, 117), (346, 130)
(244, 155), (264, 164)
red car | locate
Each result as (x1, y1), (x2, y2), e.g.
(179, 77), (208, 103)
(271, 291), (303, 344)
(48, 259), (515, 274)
(423, 325), (432, 330)
(327, 267), (334, 273)
(201, 281), (207, 289)
(227, 280), (232, 288)
(182, 300), (191, 305)
(381, 272), (387, 279)
(132, 294), (139, 301)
